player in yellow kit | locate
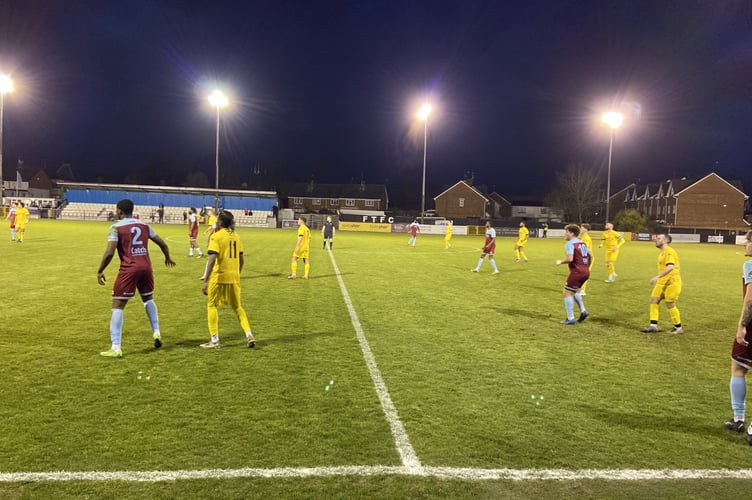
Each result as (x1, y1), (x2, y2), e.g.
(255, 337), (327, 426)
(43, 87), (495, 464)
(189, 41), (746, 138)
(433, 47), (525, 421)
(515, 221), (529, 262)
(289, 216), (311, 279)
(579, 223), (594, 295)
(201, 210), (256, 349)
(640, 234), (683, 334)
(444, 220), (453, 249)
(14, 201), (30, 243)
(199, 208), (219, 280)
(600, 222), (625, 282)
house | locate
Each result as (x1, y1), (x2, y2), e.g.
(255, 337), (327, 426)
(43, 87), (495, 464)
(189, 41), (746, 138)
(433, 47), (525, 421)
(433, 180), (489, 218)
(488, 192), (512, 218)
(283, 181), (388, 213)
(506, 194), (562, 222)
(610, 172), (748, 231)
(27, 169), (57, 198)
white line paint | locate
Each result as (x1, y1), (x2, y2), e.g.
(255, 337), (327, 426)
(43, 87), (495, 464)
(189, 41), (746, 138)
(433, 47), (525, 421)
(422, 467), (752, 480)
(2, 466), (752, 483)
(327, 249), (421, 470)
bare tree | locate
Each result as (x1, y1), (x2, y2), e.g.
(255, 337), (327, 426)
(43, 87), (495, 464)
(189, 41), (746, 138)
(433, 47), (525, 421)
(547, 164), (602, 223)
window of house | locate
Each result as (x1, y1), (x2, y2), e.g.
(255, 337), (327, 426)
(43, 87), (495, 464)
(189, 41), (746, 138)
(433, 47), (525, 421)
(312, 198), (321, 206)
(329, 199), (339, 206)
(345, 199), (355, 207)
(365, 199), (375, 207)
(293, 197), (302, 206)
(459, 198), (465, 208)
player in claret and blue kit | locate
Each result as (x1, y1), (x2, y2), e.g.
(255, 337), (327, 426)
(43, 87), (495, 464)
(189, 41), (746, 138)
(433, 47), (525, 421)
(726, 230), (752, 445)
(472, 221), (499, 274)
(97, 199), (176, 358)
(556, 224), (590, 325)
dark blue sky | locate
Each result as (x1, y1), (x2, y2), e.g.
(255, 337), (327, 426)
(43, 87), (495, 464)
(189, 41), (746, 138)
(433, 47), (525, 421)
(1, 0), (750, 207)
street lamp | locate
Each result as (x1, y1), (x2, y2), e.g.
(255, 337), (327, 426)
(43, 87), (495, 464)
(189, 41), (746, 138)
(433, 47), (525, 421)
(417, 102), (432, 224)
(601, 111), (623, 224)
(208, 89), (228, 212)
(0, 73), (13, 205)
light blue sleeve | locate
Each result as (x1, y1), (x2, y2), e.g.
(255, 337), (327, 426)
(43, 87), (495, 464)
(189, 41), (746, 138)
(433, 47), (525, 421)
(564, 240), (574, 255)
(107, 224), (118, 242)
(743, 260), (752, 285)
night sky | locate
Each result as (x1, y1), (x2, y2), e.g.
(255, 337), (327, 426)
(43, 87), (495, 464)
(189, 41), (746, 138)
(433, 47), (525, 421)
(1, 0), (751, 208)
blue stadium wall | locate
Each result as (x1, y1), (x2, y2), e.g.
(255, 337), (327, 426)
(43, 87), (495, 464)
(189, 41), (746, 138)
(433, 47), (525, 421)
(65, 188), (275, 211)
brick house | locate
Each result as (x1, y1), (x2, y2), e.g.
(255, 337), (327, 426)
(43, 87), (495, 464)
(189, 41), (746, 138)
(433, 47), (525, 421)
(506, 194), (562, 221)
(433, 180), (490, 218)
(610, 172), (748, 231)
(488, 192), (512, 218)
(284, 181), (388, 212)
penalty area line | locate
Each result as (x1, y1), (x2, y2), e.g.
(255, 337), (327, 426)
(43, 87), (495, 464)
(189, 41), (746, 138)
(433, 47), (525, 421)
(327, 249), (421, 470)
(2, 466), (752, 483)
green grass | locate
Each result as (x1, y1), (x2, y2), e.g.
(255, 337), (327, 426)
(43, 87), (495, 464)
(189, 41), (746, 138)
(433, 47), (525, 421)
(0, 220), (750, 498)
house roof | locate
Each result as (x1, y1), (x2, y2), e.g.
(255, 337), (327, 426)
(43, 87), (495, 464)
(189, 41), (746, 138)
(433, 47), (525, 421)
(433, 180), (489, 202)
(669, 178), (694, 193)
(644, 183), (661, 199)
(284, 182), (387, 199)
(673, 172), (748, 198)
(488, 192), (511, 205)
(503, 194), (548, 206)
(615, 172), (748, 201)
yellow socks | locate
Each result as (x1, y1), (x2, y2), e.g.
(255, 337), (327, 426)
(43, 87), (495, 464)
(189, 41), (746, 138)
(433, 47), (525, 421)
(669, 306), (681, 326)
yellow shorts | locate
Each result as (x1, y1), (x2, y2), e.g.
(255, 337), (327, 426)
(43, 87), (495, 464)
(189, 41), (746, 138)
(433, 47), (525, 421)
(516, 240), (526, 247)
(293, 249), (310, 259)
(651, 278), (682, 303)
(605, 250), (619, 262)
(207, 282), (242, 308)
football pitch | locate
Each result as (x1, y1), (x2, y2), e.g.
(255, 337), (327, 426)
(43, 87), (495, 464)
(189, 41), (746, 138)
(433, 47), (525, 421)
(1, 219), (751, 499)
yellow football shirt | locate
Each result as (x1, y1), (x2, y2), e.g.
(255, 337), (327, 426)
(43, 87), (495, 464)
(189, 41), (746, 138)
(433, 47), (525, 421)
(657, 245), (679, 284)
(297, 223), (311, 253)
(14, 207), (29, 228)
(208, 215), (218, 230)
(581, 233), (593, 252)
(518, 226), (529, 244)
(207, 228), (244, 284)
(602, 229), (623, 249)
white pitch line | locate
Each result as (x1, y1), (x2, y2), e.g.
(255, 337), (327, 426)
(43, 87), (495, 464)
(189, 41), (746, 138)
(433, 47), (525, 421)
(422, 467), (752, 481)
(327, 249), (422, 470)
(2, 466), (752, 483)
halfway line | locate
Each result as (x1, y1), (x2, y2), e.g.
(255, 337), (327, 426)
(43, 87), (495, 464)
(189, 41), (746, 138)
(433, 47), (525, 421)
(327, 249), (421, 470)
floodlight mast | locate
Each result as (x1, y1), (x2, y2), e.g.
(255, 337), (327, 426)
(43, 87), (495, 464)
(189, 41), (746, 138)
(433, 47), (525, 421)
(601, 111), (623, 224)
(209, 89), (228, 212)
(417, 103), (432, 224)
(0, 74), (14, 204)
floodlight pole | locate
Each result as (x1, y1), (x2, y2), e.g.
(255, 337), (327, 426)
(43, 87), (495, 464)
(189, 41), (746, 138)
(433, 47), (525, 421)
(0, 92), (4, 204)
(605, 126), (614, 225)
(214, 105), (220, 213)
(601, 111), (623, 225)
(420, 115), (428, 225)
(0, 74), (14, 206)
(208, 89), (227, 213)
